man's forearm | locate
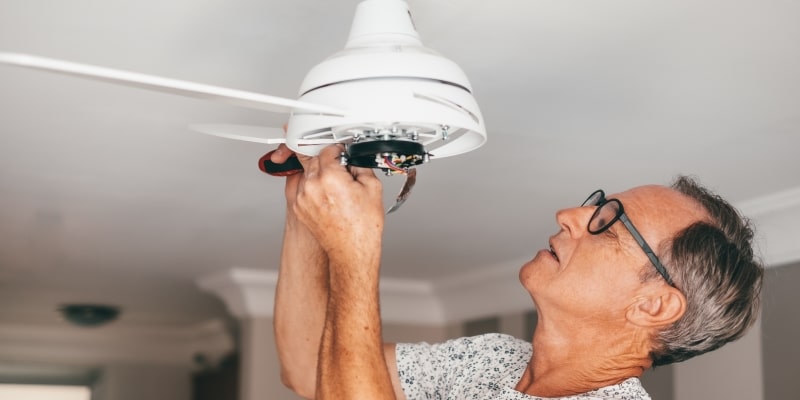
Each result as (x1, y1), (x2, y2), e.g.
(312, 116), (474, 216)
(317, 245), (396, 400)
(273, 214), (329, 398)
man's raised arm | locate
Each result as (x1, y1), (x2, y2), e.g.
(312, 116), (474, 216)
(272, 145), (329, 399)
(292, 145), (399, 399)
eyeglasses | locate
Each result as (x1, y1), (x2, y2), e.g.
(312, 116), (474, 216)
(582, 190), (676, 287)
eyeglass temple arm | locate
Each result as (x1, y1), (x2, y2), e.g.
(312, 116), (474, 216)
(618, 214), (676, 287)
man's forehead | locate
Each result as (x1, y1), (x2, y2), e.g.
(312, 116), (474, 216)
(611, 185), (709, 231)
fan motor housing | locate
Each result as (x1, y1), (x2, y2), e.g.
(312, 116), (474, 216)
(287, 78), (485, 161)
(285, 0), (486, 163)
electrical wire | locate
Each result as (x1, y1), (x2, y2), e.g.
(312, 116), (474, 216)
(384, 156), (407, 174)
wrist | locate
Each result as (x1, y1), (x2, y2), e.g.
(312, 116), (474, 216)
(283, 216), (327, 259)
(326, 241), (382, 288)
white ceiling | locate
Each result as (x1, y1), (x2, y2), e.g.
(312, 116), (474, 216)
(0, 0), (798, 343)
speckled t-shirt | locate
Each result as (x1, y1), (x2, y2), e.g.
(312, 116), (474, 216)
(395, 333), (651, 400)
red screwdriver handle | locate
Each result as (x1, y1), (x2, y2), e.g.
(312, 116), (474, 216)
(259, 150), (304, 177)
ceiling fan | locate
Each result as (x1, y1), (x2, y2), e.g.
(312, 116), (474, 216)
(0, 0), (486, 209)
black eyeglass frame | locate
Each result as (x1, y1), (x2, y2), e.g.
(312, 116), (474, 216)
(582, 190), (676, 288)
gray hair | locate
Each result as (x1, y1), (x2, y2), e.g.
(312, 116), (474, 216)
(646, 176), (764, 366)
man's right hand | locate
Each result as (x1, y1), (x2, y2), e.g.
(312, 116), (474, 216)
(269, 143), (307, 209)
(292, 144), (385, 264)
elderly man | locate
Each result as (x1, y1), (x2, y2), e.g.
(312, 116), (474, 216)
(272, 144), (763, 399)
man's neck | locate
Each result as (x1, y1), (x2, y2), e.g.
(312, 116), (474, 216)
(514, 318), (653, 397)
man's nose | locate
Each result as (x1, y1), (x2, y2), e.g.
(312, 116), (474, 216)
(555, 206), (594, 238)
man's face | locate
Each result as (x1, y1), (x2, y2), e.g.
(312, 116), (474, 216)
(519, 185), (708, 324)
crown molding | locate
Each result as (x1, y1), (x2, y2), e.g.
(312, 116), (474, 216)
(197, 263), (533, 326)
(432, 258), (534, 324)
(736, 186), (800, 217)
(197, 268), (278, 319)
(197, 268), (447, 324)
(736, 186), (800, 268)
(379, 278), (444, 325)
(0, 318), (233, 368)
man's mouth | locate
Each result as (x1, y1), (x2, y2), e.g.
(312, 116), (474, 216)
(549, 244), (559, 262)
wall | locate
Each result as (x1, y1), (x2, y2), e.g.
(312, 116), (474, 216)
(671, 262), (800, 400)
(762, 262), (800, 399)
(193, 355), (238, 400)
(383, 322), (458, 344)
(92, 364), (191, 400)
(229, 320), (458, 400)
(0, 312), (232, 400)
(674, 320), (763, 400)
(640, 365), (674, 400)
(239, 318), (295, 400)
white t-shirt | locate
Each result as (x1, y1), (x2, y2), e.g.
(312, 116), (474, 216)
(395, 333), (652, 400)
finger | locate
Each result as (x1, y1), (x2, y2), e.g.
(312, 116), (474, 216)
(297, 144), (345, 180)
(269, 143), (294, 163)
(316, 143), (347, 171)
(295, 150), (315, 165)
(292, 146), (322, 175)
(297, 151), (321, 178)
(349, 165), (378, 183)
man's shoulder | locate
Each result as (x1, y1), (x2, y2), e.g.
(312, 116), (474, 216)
(395, 333), (532, 382)
(457, 333), (532, 353)
(444, 332), (531, 348)
(397, 333), (531, 358)
(580, 377), (652, 400)
(395, 333), (533, 398)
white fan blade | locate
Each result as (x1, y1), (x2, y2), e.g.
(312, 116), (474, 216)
(0, 52), (346, 115)
(190, 124), (339, 145)
(190, 124), (287, 144)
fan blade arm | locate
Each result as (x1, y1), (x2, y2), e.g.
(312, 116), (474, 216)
(190, 124), (287, 144)
(190, 124), (339, 146)
(0, 52), (346, 115)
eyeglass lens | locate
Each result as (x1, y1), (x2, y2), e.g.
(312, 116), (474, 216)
(583, 190), (622, 234)
(590, 201), (622, 234)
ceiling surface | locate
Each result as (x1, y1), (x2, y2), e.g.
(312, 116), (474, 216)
(1, 0), (798, 337)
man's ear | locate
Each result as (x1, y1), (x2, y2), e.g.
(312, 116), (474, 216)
(626, 287), (686, 328)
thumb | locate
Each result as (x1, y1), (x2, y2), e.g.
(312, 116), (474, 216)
(349, 165), (379, 185)
(269, 144), (294, 163)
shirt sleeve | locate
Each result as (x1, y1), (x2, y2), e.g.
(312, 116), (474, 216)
(395, 333), (531, 399)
